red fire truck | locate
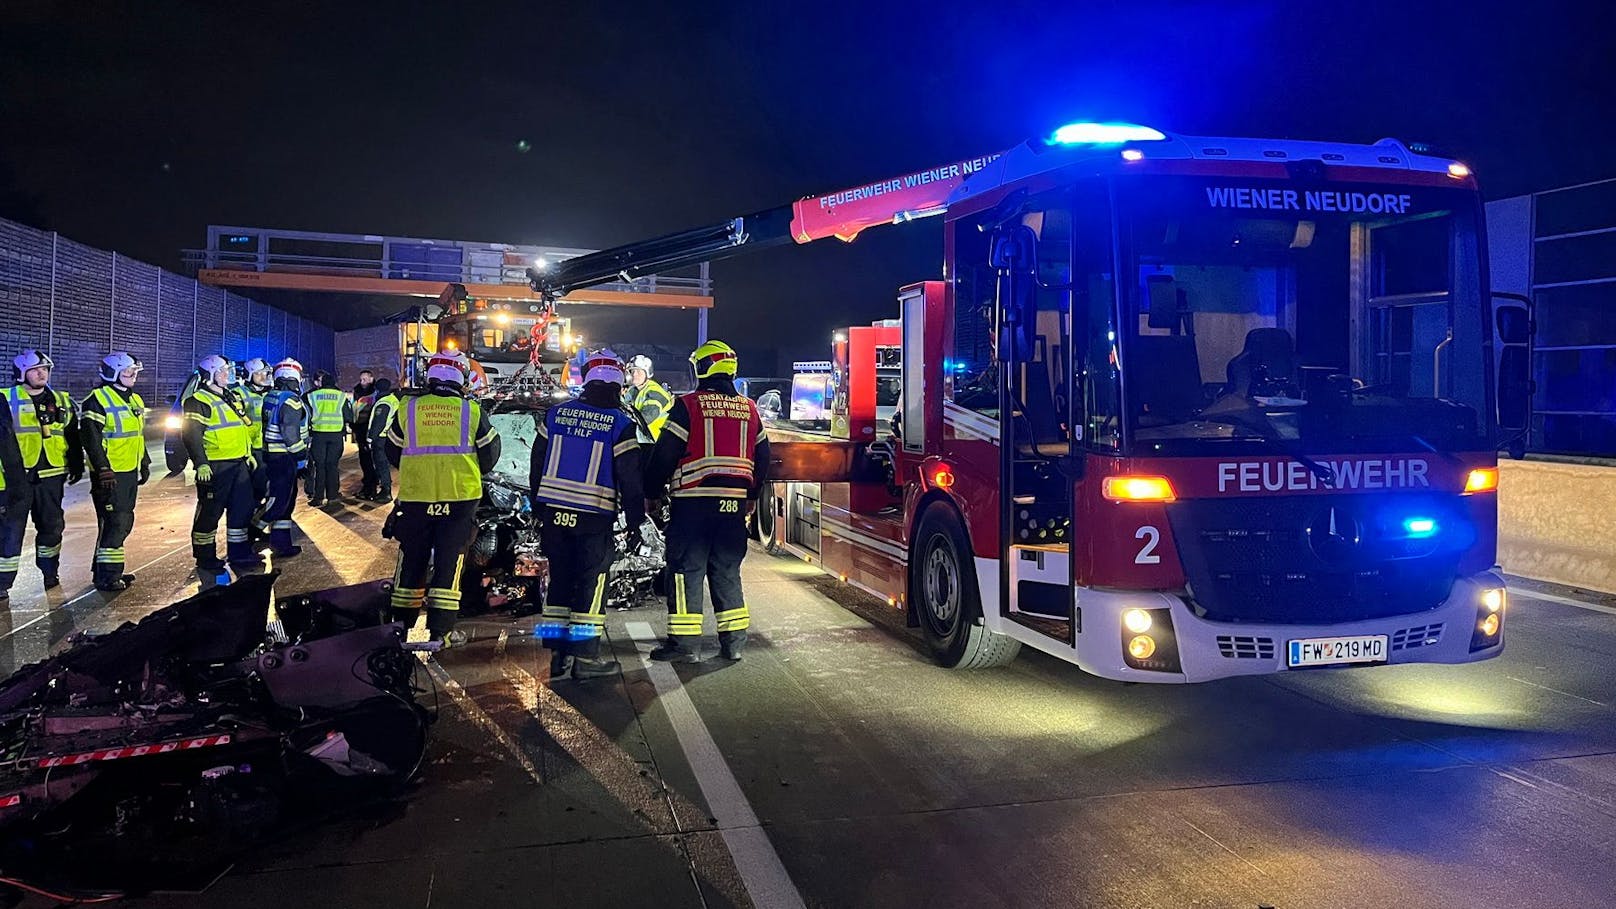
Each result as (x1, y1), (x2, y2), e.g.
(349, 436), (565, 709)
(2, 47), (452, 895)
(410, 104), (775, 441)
(529, 121), (1534, 682)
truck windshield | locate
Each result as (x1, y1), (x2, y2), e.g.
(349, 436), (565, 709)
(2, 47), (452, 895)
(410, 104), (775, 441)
(440, 315), (564, 363)
(1115, 176), (1490, 456)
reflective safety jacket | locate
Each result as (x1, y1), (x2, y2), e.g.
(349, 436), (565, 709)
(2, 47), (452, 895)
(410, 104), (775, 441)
(367, 393), (400, 442)
(81, 385), (147, 473)
(3, 385), (80, 478)
(184, 387), (253, 463)
(305, 388), (350, 433)
(646, 378), (770, 500)
(532, 400), (639, 516)
(242, 386), (267, 451)
(625, 378), (674, 442)
(386, 392), (499, 502)
(262, 389), (308, 455)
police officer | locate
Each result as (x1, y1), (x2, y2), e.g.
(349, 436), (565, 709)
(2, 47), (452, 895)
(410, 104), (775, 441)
(352, 369), (378, 499)
(531, 350), (645, 681)
(304, 372), (352, 506)
(624, 354), (673, 443)
(384, 351), (499, 643)
(79, 352), (150, 591)
(0, 350), (83, 596)
(645, 340), (769, 662)
(363, 378), (398, 502)
(257, 358), (309, 557)
(240, 358), (272, 512)
(183, 354), (262, 574)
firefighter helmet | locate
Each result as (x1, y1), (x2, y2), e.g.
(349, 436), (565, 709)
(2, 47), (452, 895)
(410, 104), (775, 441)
(583, 348), (625, 385)
(99, 352), (143, 386)
(14, 349), (53, 384)
(426, 350), (471, 389)
(197, 354), (235, 386)
(242, 357), (271, 385)
(689, 339), (738, 379)
(628, 354), (654, 378)
(273, 358), (304, 382)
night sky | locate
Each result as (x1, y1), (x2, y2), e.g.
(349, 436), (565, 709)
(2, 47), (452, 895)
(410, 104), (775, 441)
(3, 1), (1612, 373)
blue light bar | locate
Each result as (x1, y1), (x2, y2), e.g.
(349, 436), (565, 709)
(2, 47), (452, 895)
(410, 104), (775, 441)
(1402, 517), (1439, 538)
(1048, 122), (1167, 146)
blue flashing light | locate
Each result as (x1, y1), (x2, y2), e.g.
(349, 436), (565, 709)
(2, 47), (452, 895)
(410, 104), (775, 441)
(534, 622), (567, 640)
(1402, 516), (1439, 538)
(1048, 122), (1166, 146)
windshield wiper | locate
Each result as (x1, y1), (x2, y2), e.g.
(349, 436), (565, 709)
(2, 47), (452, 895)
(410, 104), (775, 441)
(1200, 413), (1338, 488)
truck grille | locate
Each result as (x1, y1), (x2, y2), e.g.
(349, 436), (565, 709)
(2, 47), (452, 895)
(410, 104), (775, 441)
(1216, 635), (1275, 659)
(1168, 496), (1463, 625)
(1391, 623), (1444, 651)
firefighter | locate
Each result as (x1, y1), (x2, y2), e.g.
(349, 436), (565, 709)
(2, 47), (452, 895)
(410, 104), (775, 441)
(645, 340), (769, 662)
(624, 354), (673, 442)
(257, 358), (309, 557)
(240, 358), (272, 511)
(384, 350), (499, 643)
(363, 377), (398, 502)
(79, 352), (151, 591)
(304, 371), (352, 506)
(0, 350), (83, 597)
(183, 354), (262, 574)
(531, 349), (645, 681)
(352, 368), (378, 499)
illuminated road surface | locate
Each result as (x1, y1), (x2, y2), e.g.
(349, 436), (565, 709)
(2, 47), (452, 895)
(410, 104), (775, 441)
(6, 459), (1616, 908)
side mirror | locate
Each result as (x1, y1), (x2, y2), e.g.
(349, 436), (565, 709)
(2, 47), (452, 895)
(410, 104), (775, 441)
(1493, 292), (1534, 458)
(990, 225), (1039, 362)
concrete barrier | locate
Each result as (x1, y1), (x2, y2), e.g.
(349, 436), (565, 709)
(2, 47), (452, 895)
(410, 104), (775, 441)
(1498, 459), (1616, 593)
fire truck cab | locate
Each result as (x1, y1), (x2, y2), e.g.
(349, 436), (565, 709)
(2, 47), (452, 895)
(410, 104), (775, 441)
(759, 124), (1530, 682)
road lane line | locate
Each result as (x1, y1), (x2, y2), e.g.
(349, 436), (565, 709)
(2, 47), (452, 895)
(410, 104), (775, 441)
(0, 541), (191, 642)
(1505, 675), (1609, 707)
(1511, 587), (1616, 616)
(626, 620), (807, 909)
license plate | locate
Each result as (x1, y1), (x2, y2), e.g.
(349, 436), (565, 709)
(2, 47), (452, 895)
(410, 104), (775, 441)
(1287, 634), (1388, 668)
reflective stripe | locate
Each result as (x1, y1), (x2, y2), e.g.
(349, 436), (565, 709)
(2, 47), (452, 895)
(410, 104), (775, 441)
(192, 531), (216, 545)
(670, 486), (749, 499)
(390, 587), (426, 609)
(0, 556), (21, 571)
(94, 548), (125, 564)
(404, 398), (472, 455)
(673, 574), (687, 614)
(669, 614), (703, 636)
(715, 606), (751, 633)
(226, 529), (250, 542)
(35, 545), (60, 559)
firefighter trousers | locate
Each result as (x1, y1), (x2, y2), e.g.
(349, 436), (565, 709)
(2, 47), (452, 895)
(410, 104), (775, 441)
(0, 473), (66, 592)
(389, 499), (478, 629)
(306, 431), (344, 501)
(537, 516), (615, 655)
(90, 471), (139, 586)
(193, 458), (261, 569)
(256, 454), (301, 554)
(664, 497), (750, 640)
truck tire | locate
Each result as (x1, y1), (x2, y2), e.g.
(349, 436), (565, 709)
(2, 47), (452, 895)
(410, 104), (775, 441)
(749, 486), (782, 554)
(910, 505), (1021, 669)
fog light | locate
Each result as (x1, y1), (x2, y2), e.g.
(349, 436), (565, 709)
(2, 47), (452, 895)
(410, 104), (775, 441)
(1123, 608), (1152, 634)
(1482, 588), (1504, 613)
(1479, 613), (1500, 637)
(1127, 634), (1157, 660)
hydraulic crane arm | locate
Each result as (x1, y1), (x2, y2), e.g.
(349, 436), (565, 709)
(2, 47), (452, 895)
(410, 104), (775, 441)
(527, 151), (1003, 301)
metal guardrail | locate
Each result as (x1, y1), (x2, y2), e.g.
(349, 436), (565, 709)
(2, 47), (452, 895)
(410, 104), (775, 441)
(180, 225), (712, 297)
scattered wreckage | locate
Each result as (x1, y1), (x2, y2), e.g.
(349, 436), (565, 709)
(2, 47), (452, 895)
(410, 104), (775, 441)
(0, 574), (429, 900)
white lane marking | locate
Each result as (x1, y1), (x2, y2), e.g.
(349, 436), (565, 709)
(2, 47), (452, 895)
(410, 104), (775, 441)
(626, 621), (807, 909)
(1505, 675), (1610, 708)
(1512, 587), (1616, 617)
(0, 541), (191, 642)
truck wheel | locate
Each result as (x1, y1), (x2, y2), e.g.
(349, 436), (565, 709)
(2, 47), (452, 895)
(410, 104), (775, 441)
(910, 505), (1021, 669)
(756, 490), (781, 554)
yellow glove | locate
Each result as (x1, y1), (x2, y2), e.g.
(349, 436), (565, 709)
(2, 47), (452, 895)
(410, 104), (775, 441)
(195, 463), (213, 485)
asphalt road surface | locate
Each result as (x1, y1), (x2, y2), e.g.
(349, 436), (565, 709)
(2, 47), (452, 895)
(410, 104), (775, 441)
(6, 453), (1616, 909)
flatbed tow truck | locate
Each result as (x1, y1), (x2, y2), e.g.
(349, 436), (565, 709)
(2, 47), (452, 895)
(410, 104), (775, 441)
(527, 121), (1534, 682)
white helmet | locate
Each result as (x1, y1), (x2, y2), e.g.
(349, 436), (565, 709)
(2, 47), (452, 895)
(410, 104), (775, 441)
(583, 348), (625, 385)
(426, 350), (471, 389)
(242, 357), (271, 385)
(273, 358), (304, 383)
(197, 354), (235, 386)
(628, 354), (653, 378)
(99, 352), (143, 386)
(14, 349), (53, 383)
